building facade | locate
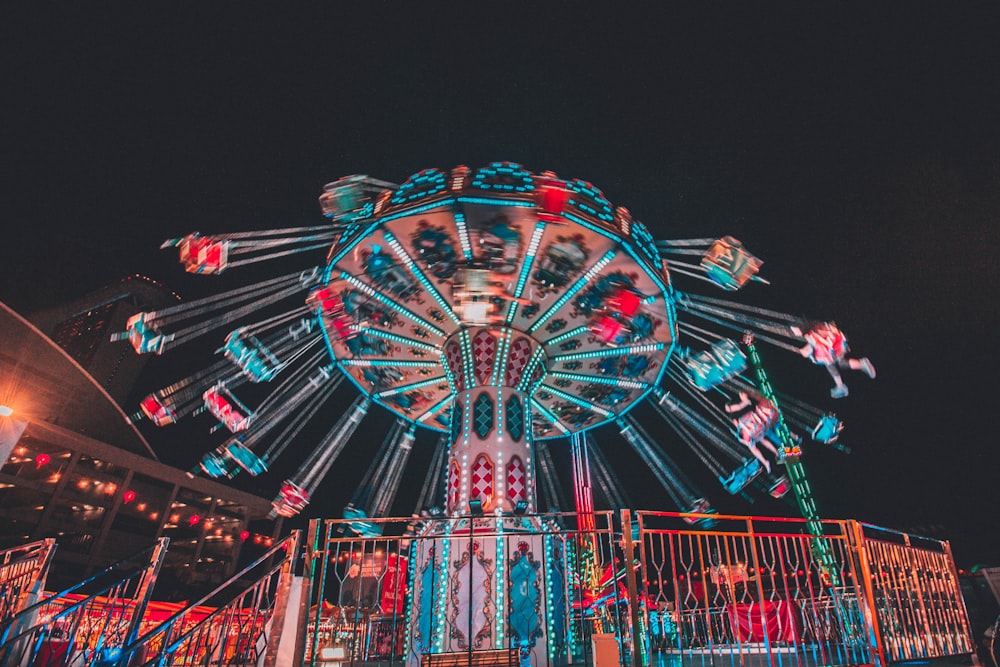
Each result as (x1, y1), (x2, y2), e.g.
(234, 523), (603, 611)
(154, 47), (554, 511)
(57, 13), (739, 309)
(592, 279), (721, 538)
(1, 293), (280, 592)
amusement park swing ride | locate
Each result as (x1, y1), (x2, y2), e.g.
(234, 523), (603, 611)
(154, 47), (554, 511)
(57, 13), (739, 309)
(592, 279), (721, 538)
(113, 162), (875, 658)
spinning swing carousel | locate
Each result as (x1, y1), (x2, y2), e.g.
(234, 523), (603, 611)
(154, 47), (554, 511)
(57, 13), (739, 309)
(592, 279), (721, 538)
(114, 162), (874, 663)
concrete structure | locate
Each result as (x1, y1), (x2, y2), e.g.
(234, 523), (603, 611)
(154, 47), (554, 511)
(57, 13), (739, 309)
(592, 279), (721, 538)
(0, 295), (279, 591)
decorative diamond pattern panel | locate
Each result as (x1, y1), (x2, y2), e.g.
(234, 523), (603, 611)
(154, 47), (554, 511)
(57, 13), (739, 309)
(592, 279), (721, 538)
(445, 341), (465, 391)
(473, 330), (497, 385)
(474, 392), (494, 439)
(506, 456), (526, 504)
(504, 337), (533, 387)
(450, 402), (463, 445)
(506, 395), (524, 442)
(471, 454), (494, 507)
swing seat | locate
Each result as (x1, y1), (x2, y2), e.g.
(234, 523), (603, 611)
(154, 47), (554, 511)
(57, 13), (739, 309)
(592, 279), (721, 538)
(591, 314), (630, 345)
(701, 236), (762, 291)
(535, 178), (571, 221)
(344, 506), (382, 537)
(720, 458), (764, 494)
(223, 331), (280, 382)
(139, 394), (177, 427)
(226, 442), (268, 476)
(274, 481), (310, 517)
(177, 233), (230, 274)
(607, 287), (642, 318)
(125, 313), (173, 355)
(684, 339), (747, 390)
(308, 286), (346, 316)
(204, 386), (251, 432)
(682, 498), (717, 528)
(812, 415), (843, 444)
(199, 450), (235, 478)
(768, 475), (792, 498)
(319, 176), (367, 219)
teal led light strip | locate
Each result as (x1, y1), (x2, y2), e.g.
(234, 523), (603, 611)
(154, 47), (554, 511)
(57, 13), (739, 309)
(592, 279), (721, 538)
(550, 341), (665, 363)
(376, 375), (447, 398)
(389, 169), (447, 206)
(528, 249), (617, 334)
(322, 220), (382, 281)
(505, 220), (547, 324)
(434, 534), (451, 652)
(567, 180), (614, 223)
(470, 163), (535, 193)
(541, 386), (613, 417)
(530, 398), (569, 434)
(459, 329), (475, 387)
(341, 359), (437, 368)
(516, 347), (547, 394)
(544, 326), (589, 347)
(457, 196), (535, 208)
(489, 329), (513, 387)
(544, 534), (557, 661)
(417, 394), (454, 424)
(439, 349), (459, 396)
(548, 372), (648, 390)
(402, 541), (416, 658)
(339, 272), (445, 338)
(364, 328), (438, 353)
(378, 199), (453, 225)
(495, 523), (506, 648)
(453, 208), (473, 260)
(384, 231), (461, 326)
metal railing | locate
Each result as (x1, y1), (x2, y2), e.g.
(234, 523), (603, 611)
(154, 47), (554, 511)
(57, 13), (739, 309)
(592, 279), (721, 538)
(301, 512), (633, 667)
(117, 531), (300, 667)
(854, 522), (974, 662)
(0, 539), (57, 628)
(296, 510), (975, 667)
(637, 511), (976, 667)
(4, 511), (972, 667)
(0, 537), (168, 666)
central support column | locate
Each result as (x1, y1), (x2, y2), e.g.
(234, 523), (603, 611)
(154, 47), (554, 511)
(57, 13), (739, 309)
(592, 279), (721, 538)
(447, 386), (534, 515)
(407, 328), (569, 667)
(442, 327), (541, 516)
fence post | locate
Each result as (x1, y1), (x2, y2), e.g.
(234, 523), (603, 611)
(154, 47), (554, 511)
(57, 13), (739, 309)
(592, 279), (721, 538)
(848, 521), (886, 667)
(299, 519), (324, 666)
(122, 537), (169, 650)
(941, 539), (979, 664)
(619, 509), (642, 667)
(262, 531), (302, 667)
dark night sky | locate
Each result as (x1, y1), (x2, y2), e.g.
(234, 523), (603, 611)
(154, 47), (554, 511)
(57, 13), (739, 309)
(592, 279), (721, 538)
(2, 5), (998, 566)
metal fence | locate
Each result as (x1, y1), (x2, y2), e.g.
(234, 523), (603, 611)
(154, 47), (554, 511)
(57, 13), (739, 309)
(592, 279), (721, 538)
(297, 511), (975, 667)
(855, 522), (975, 662)
(302, 512), (636, 667)
(120, 531), (300, 667)
(636, 511), (974, 667)
(0, 537), (167, 667)
(2, 512), (973, 667)
(0, 538), (56, 628)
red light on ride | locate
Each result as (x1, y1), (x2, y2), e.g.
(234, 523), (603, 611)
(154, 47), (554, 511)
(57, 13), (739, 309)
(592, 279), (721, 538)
(240, 530), (250, 541)
(123, 490), (136, 504)
(35, 453), (50, 469)
(188, 514), (201, 527)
